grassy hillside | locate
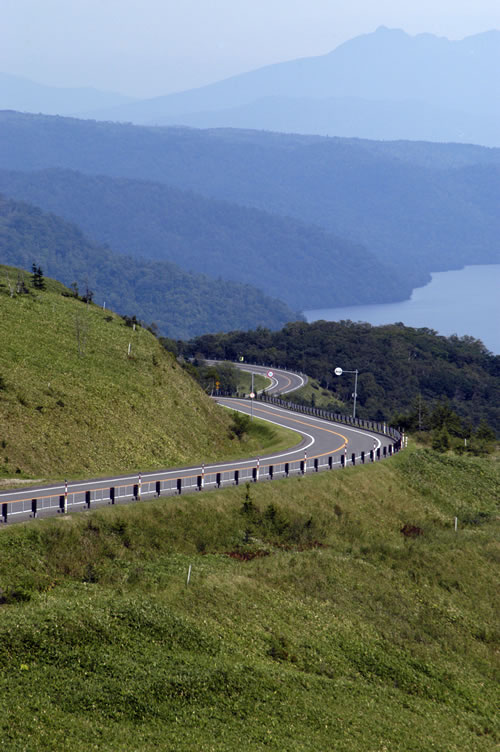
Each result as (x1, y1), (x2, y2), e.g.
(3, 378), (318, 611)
(0, 447), (498, 750)
(0, 265), (297, 482)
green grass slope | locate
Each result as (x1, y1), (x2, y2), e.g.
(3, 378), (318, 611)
(0, 265), (297, 482)
(0, 447), (498, 750)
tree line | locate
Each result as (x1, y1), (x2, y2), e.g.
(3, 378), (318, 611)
(181, 321), (500, 435)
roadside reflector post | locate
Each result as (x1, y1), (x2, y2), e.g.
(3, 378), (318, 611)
(31, 498), (37, 518)
(1, 503), (7, 523)
(155, 480), (161, 497)
(177, 478), (182, 495)
(314, 458), (319, 472)
(138, 473), (142, 500)
(454, 516), (458, 532)
(85, 490), (91, 509)
(64, 480), (68, 514)
(256, 457), (260, 482)
(234, 470), (239, 486)
(201, 464), (205, 489)
(304, 451), (307, 474)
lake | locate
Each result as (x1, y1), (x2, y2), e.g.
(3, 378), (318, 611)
(304, 264), (500, 354)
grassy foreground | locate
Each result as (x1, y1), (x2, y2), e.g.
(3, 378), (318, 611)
(0, 446), (498, 751)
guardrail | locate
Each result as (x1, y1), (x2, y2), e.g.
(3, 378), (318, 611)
(0, 403), (403, 525)
(254, 392), (402, 441)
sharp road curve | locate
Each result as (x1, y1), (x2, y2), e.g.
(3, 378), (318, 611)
(0, 365), (400, 525)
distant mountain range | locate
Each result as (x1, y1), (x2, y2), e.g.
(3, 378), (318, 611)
(0, 112), (498, 300)
(79, 27), (500, 148)
(0, 71), (136, 116)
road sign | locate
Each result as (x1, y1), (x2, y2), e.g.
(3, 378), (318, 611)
(215, 381), (220, 387)
(249, 392), (255, 399)
(267, 370), (274, 378)
(334, 367), (343, 376)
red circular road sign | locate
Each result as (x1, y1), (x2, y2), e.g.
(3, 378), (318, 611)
(267, 370), (274, 378)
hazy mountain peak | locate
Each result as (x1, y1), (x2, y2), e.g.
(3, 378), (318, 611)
(77, 26), (500, 147)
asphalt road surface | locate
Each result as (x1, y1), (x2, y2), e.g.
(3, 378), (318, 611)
(0, 365), (398, 525)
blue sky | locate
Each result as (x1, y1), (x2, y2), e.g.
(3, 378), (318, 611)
(3, 0), (500, 97)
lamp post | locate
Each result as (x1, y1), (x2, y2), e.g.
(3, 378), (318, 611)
(250, 371), (255, 421)
(334, 367), (359, 419)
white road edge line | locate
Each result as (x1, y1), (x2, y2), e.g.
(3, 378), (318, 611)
(0, 391), (385, 500)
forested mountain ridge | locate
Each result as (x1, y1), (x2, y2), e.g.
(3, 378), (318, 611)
(0, 167), (408, 309)
(0, 195), (299, 338)
(185, 321), (500, 433)
(0, 112), (497, 295)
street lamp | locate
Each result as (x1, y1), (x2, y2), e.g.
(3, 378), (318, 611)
(249, 371), (255, 421)
(334, 367), (359, 419)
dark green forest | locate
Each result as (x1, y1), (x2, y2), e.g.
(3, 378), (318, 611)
(0, 196), (298, 338)
(184, 321), (500, 433)
(0, 168), (406, 309)
(0, 112), (498, 295)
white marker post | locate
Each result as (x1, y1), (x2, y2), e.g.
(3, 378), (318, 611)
(256, 457), (260, 482)
(138, 473), (142, 501)
(201, 464), (205, 489)
(304, 450), (307, 474)
(64, 480), (68, 514)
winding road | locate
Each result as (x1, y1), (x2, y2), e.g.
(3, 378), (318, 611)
(0, 365), (400, 525)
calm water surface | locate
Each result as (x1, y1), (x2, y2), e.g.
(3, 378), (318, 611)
(304, 264), (500, 354)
